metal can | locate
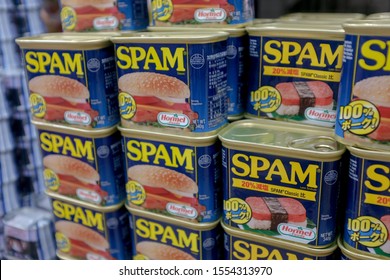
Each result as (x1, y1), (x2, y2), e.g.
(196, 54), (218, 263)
(148, 26), (248, 121)
(128, 206), (222, 260)
(219, 118), (346, 247)
(111, 31), (229, 133)
(16, 33), (120, 129)
(337, 236), (382, 260)
(146, 0), (254, 27)
(336, 20), (390, 151)
(278, 12), (365, 22)
(49, 194), (131, 260)
(3, 207), (56, 260)
(245, 23), (345, 128)
(59, 0), (148, 32)
(120, 125), (222, 223)
(366, 13), (390, 20)
(223, 222), (338, 260)
(343, 146), (390, 260)
(34, 121), (125, 207)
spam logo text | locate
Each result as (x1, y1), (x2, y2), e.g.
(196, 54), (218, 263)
(126, 139), (194, 170)
(358, 39), (390, 71)
(116, 46), (186, 72)
(52, 200), (104, 231)
(25, 51), (84, 75)
(365, 163), (390, 192)
(263, 40), (343, 69)
(40, 131), (95, 161)
(135, 218), (199, 252)
(231, 154), (320, 189)
(232, 239), (313, 260)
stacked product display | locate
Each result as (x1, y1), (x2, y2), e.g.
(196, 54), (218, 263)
(0, 0), (56, 260)
(2, 0), (389, 261)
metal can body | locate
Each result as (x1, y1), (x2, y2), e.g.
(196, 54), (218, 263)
(245, 23), (344, 128)
(219, 119), (345, 247)
(35, 122), (125, 207)
(335, 21), (390, 151)
(343, 146), (390, 260)
(223, 222), (338, 260)
(128, 207), (222, 260)
(120, 125), (222, 223)
(16, 34), (120, 129)
(112, 32), (229, 133)
(50, 194), (131, 260)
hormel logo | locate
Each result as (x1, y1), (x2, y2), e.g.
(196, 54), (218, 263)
(166, 202), (198, 219)
(93, 16), (119, 30)
(64, 111), (91, 125)
(277, 223), (316, 241)
(304, 107), (337, 123)
(77, 189), (102, 204)
(157, 112), (190, 128)
(195, 8), (227, 22)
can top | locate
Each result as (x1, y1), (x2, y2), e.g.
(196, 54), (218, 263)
(279, 12), (366, 21)
(347, 145), (390, 161)
(147, 26), (247, 37)
(118, 125), (219, 146)
(223, 223), (338, 257)
(366, 12), (390, 20)
(342, 20), (390, 35)
(3, 207), (53, 230)
(246, 22), (345, 39)
(110, 31), (229, 44)
(337, 237), (388, 260)
(32, 120), (118, 138)
(127, 205), (220, 231)
(218, 119), (345, 160)
(16, 32), (114, 50)
(46, 191), (125, 213)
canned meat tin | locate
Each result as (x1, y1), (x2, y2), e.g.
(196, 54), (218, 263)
(147, 0), (254, 27)
(3, 207), (56, 260)
(245, 23), (345, 128)
(222, 222), (338, 260)
(128, 207), (222, 260)
(111, 32), (229, 133)
(15, 33), (120, 129)
(219, 119), (346, 247)
(119, 125), (221, 223)
(278, 13), (365, 22)
(337, 236), (382, 260)
(49, 194), (131, 260)
(343, 146), (390, 260)
(148, 26), (248, 121)
(59, 0), (149, 32)
(336, 21), (390, 151)
(34, 121), (125, 207)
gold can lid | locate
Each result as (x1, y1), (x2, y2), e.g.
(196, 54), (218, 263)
(147, 26), (246, 37)
(342, 19), (390, 35)
(346, 145), (390, 162)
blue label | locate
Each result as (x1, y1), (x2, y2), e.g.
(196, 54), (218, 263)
(222, 146), (342, 247)
(122, 134), (221, 222)
(129, 211), (222, 260)
(23, 47), (119, 129)
(118, 0), (149, 31)
(115, 41), (228, 132)
(247, 35), (343, 127)
(343, 153), (390, 258)
(52, 199), (131, 260)
(335, 34), (390, 150)
(38, 128), (125, 206)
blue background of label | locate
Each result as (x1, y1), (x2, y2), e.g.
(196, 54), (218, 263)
(222, 146), (342, 247)
(22, 47), (119, 128)
(118, 0), (149, 31)
(38, 128), (125, 206)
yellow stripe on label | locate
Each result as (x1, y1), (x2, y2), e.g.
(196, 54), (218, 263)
(364, 193), (390, 208)
(232, 178), (316, 201)
(263, 66), (341, 82)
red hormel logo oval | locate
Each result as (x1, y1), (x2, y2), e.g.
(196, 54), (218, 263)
(157, 112), (190, 128)
(277, 223), (316, 241)
(166, 202), (198, 219)
(64, 111), (91, 125)
(195, 8), (227, 22)
(93, 16), (119, 30)
(304, 107), (337, 123)
(76, 189), (102, 205)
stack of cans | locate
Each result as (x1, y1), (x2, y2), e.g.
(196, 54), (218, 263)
(334, 20), (390, 260)
(16, 32), (132, 260)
